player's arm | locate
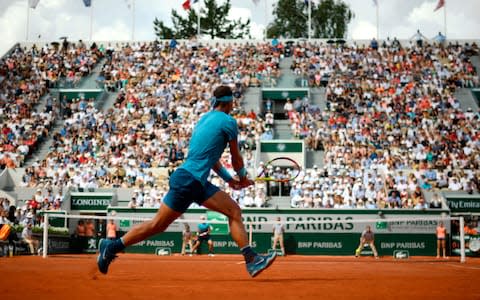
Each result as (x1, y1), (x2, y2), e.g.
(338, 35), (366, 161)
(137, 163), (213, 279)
(212, 161), (233, 183)
(228, 138), (253, 188)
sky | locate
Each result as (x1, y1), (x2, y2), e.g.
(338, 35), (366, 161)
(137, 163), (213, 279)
(0, 0), (479, 56)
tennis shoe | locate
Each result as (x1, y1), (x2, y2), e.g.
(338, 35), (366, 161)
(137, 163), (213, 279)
(246, 252), (277, 278)
(97, 239), (117, 274)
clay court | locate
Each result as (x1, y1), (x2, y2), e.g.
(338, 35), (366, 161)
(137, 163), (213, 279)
(1, 254), (480, 300)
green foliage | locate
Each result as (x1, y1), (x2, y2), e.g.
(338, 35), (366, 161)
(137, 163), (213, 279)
(153, 17), (174, 39)
(267, 0), (353, 39)
(153, 0), (250, 40)
(13, 224), (69, 236)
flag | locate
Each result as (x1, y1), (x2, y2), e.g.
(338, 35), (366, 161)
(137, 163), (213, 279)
(252, 0), (260, 5)
(182, 0), (191, 10)
(29, 0), (40, 9)
(373, 0), (378, 6)
(434, 0), (445, 11)
(83, 0), (92, 7)
(125, 0), (131, 9)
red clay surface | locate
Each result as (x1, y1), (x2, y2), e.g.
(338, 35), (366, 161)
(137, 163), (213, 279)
(1, 254), (479, 300)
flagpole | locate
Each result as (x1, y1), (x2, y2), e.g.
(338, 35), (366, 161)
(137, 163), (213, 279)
(89, 1), (93, 41)
(132, 0), (135, 41)
(197, 3), (200, 38)
(264, 0), (267, 41)
(308, 0), (311, 40)
(376, 1), (379, 40)
(443, 1), (447, 38)
(26, 1), (30, 41)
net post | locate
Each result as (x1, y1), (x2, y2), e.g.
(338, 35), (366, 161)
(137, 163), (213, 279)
(459, 216), (466, 263)
(42, 213), (49, 258)
(248, 222), (253, 246)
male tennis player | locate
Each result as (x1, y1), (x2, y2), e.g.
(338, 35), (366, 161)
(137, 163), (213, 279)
(97, 85), (276, 277)
(190, 216), (215, 256)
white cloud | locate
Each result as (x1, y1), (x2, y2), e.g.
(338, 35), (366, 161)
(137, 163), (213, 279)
(95, 20), (131, 41)
(350, 20), (377, 40)
(250, 21), (265, 40)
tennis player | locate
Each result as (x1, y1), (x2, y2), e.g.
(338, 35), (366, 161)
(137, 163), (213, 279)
(190, 216), (215, 256)
(97, 85), (276, 277)
(355, 225), (379, 259)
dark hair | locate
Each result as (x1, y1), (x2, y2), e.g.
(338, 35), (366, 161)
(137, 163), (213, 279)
(213, 85), (233, 99)
(212, 86), (233, 108)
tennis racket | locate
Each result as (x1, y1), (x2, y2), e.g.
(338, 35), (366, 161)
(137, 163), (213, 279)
(255, 157), (301, 183)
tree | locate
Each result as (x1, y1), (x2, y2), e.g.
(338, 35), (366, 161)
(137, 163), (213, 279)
(267, 0), (353, 39)
(153, 17), (174, 39)
(153, 0), (250, 40)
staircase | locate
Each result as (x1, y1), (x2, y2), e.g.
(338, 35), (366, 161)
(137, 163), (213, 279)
(310, 87), (327, 110)
(454, 88), (479, 112)
(273, 119), (293, 139)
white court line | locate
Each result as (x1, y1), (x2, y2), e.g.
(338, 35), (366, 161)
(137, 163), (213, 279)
(429, 262), (480, 270)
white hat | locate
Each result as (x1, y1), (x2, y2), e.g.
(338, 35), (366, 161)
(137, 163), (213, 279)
(26, 212), (34, 218)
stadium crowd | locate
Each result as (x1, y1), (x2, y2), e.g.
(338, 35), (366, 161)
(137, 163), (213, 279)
(3, 38), (480, 211)
(0, 41), (103, 168)
(17, 41), (283, 208)
(286, 39), (479, 208)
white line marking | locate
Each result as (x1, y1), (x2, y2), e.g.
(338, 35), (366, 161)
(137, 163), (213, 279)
(431, 263), (480, 270)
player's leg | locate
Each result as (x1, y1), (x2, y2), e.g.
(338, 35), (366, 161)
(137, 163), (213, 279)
(191, 239), (201, 254)
(355, 238), (364, 257)
(279, 234), (285, 255)
(370, 242), (379, 258)
(441, 239), (447, 258)
(437, 239), (441, 258)
(272, 234), (279, 250)
(207, 239), (214, 256)
(181, 238), (187, 255)
(122, 204), (182, 246)
(97, 204), (182, 274)
(202, 190), (276, 277)
(188, 239), (194, 255)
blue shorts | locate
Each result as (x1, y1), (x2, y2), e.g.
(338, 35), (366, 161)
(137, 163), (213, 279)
(163, 168), (220, 213)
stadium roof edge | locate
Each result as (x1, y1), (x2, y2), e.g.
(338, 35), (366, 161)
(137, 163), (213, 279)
(17, 38), (480, 50)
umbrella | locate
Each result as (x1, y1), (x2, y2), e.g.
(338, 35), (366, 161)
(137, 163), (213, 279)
(336, 39), (346, 44)
(326, 39), (335, 44)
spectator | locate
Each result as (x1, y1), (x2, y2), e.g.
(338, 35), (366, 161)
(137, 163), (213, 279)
(22, 222), (39, 255)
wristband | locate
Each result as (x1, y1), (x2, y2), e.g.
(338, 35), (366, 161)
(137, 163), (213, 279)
(218, 167), (233, 182)
(236, 167), (247, 178)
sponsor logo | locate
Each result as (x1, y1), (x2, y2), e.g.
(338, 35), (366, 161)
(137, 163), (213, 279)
(393, 250), (409, 259)
(469, 238), (480, 252)
(156, 248), (172, 256)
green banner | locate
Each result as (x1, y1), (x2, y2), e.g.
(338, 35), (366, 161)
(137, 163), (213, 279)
(70, 192), (114, 210)
(451, 234), (480, 257)
(262, 89), (308, 100)
(59, 89), (103, 101)
(123, 232), (438, 256)
(446, 196), (480, 212)
(207, 211), (229, 235)
(260, 142), (303, 153)
(472, 89), (480, 105)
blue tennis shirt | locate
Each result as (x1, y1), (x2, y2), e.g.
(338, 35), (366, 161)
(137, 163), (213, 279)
(179, 110), (238, 185)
